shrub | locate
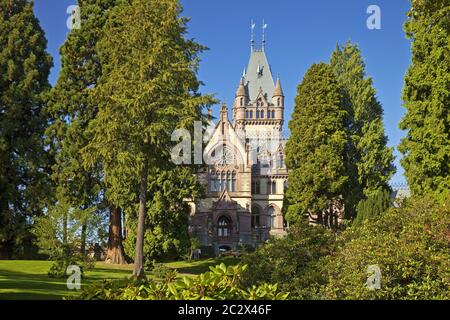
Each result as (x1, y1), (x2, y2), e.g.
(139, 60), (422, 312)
(322, 195), (450, 299)
(76, 263), (289, 300)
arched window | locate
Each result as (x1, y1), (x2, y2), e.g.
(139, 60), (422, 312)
(209, 172), (215, 192)
(220, 172), (225, 191)
(256, 110), (260, 119)
(245, 110), (248, 118)
(267, 207), (276, 229)
(231, 172), (236, 192)
(271, 110), (275, 118)
(252, 207), (260, 228)
(215, 173), (220, 191)
(249, 110), (253, 118)
(261, 110), (264, 118)
(277, 98), (281, 106)
(267, 110), (271, 118)
(217, 216), (231, 238)
(240, 97), (244, 106)
(226, 171), (231, 191)
(272, 181), (277, 194)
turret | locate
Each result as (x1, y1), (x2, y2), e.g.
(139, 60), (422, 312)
(273, 78), (284, 121)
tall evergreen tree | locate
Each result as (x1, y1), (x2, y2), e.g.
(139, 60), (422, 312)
(46, 0), (126, 262)
(330, 42), (395, 217)
(0, 0), (52, 259)
(285, 63), (349, 228)
(83, 0), (214, 277)
(399, 0), (450, 197)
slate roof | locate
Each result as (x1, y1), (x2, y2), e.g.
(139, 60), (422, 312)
(243, 50), (275, 101)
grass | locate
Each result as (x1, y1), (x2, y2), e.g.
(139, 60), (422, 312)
(0, 257), (239, 300)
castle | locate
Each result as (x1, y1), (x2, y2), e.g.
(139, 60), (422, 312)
(189, 32), (288, 255)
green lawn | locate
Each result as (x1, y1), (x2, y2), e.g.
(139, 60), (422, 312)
(0, 257), (238, 300)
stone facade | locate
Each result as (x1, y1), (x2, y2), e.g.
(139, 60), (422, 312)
(189, 47), (288, 255)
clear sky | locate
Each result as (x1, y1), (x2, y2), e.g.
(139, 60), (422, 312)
(33, 0), (412, 184)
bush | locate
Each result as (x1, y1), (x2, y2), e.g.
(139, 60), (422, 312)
(240, 221), (336, 299)
(354, 188), (392, 226)
(48, 244), (95, 278)
(76, 263), (289, 300)
(322, 195), (450, 299)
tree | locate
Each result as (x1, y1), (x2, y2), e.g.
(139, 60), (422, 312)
(323, 196), (450, 299)
(46, 0), (124, 262)
(353, 188), (392, 226)
(330, 42), (395, 218)
(83, 0), (214, 278)
(399, 0), (450, 198)
(284, 63), (349, 228)
(123, 167), (204, 267)
(0, 0), (53, 259)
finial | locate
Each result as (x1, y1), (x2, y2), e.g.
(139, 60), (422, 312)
(262, 20), (268, 52)
(251, 20), (255, 52)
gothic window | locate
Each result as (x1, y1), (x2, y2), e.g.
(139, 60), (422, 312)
(220, 172), (225, 191)
(267, 110), (271, 118)
(226, 171), (231, 191)
(271, 110), (275, 118)
(261, 110), (264, 118)
(231, 172), (236, 192)
(209, 173), (215, 192)
(256, 110), (260, 119)
(251, 180), (260, 194)
(215, 173), (220, 191)
(277, 155), (285, 168)
(272, 181), (277, 194)
(267, 181), (271, 195)
(277, 98), (281, 106)
(217, 216), (231, 238)
(240, 97), (244, 106)
(249, 110), (253, 118)
(267, 207), (276, 229)
(245, 110), (248, 118)
(252, 207), (261, 228)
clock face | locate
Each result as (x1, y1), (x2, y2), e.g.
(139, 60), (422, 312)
(212, 146), (234, 166)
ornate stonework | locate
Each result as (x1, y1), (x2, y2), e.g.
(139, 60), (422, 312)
(189, 47), (288, 255)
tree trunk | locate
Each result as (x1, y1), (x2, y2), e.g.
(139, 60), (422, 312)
(106, 205), (127, 264)
(0, 241), (10, 260)
(80, 222), (87, 255)
(133, 159), (148, 278)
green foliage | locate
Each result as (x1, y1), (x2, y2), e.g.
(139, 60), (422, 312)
(0, 0), (53, 258)
(123, 168), (204, 265)
(240, 222), (336, 299)
(77, 263), (288, 300)
(330, 42), (395, 217)
(399, 0), (450, 197)
(285, 63), (349, 223)
(354, 188), (392, 226)
(32, 202), (97, 278)
(322, 195), (450, 299)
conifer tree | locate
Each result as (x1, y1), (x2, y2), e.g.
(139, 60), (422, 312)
(285, 63), (349, 228)
(399, 0), (450, 198)
(330, 42), (395, 218)
(0, 0), (52, 258)
(46, 0), (127, 262)
(83, 0), (214, 277)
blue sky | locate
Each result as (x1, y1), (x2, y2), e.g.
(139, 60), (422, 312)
(33, 0), (412, 184)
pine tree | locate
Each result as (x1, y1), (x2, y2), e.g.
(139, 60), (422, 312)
(46, 0), (126, 262)
(0, 0), (52, 258)
(330, 42), (395, 218)
(285, 63), (349, 228)
(83, 0), (214, 277)
(399, 0), (450, 198)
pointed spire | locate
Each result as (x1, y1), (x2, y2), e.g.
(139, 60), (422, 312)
(262, 20), (268, 52)
(250, 20), (255, 52)
(236, 78), (246, 97)
(273, 78), (284, 97)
